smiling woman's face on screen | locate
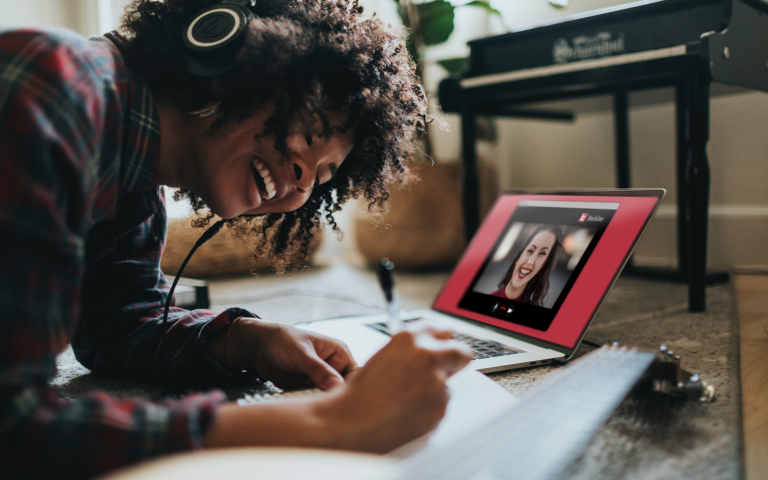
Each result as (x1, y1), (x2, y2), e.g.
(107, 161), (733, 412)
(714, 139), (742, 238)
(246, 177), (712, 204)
(506, 231), (557, 296)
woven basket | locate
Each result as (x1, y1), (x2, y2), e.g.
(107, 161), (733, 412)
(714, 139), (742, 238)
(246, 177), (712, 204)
(161, 218), (323, 278)
(354, 160), (498, 270)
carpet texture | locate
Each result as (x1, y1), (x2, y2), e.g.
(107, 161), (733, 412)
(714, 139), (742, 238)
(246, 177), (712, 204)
(53, 265), (742, 479)
(493, 278), (742, 480)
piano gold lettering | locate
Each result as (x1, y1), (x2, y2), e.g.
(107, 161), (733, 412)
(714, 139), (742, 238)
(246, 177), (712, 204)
(553, 32), (625, 64)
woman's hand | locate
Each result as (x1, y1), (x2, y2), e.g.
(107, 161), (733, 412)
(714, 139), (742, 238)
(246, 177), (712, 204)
(203, 328), (474, 453)
(208, 318), (357, 390)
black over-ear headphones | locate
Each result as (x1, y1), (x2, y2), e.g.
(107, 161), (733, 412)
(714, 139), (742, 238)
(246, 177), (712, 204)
(182, 0), (256, 76)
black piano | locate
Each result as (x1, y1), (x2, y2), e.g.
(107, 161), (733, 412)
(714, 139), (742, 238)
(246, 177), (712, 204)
(439, 0), (768, 312)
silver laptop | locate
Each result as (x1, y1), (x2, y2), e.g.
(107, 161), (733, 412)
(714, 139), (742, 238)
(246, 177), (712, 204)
(301, 189), (665, 372)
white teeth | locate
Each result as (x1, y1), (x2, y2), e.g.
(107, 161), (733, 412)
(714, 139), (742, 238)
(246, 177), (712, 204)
(252, 159), (276, 200)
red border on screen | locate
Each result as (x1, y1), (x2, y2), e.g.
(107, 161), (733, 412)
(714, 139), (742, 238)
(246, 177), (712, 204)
(433, 194), (660, 350)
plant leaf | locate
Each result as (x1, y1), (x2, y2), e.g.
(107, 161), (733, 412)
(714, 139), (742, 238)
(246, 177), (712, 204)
(416, 0), (455, 46)
(461, 1), (502, 18)
(459, 1), (508, 30)
(436, 56), (468, 75)
(548, 0), (569, 9)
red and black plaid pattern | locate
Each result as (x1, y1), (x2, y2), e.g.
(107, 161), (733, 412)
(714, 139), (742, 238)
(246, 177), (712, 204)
(0, 28), (256, 478)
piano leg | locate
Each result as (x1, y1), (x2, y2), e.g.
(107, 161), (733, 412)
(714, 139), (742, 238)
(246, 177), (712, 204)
(614, 91), (632, 267)
(613, 90), (633, 269)
(614, 90), (631, 190)
(675, 82), (691, 278)
(461, 104), (480, 244)
(685, 74), (711, 312)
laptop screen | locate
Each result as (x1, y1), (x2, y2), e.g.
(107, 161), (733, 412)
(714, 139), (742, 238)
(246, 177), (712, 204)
(459, 199), (619, 332)
(433, 192), (663, 351)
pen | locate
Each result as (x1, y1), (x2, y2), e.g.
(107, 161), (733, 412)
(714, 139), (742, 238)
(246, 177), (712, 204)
(376, 257), (403, 334)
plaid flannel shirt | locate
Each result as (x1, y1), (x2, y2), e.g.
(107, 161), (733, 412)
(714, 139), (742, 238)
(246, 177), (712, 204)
(0, 27), (256, 478)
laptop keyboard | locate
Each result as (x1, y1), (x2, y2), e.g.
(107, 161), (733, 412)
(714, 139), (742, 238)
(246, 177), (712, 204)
(365, 321), (521, 360)
(452, 333), (520, 359)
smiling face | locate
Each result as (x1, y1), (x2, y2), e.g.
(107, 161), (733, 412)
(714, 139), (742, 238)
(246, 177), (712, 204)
(183, 107), (354, 219)
(507, 231), (557, 294)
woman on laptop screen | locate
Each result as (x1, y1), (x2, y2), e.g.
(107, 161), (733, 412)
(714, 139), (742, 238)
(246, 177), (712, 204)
(464, 210), (609, 331)
(490, 225), (563, 306)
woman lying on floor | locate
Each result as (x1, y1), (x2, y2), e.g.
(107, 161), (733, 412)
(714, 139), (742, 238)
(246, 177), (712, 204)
(0, 0), (472, 477)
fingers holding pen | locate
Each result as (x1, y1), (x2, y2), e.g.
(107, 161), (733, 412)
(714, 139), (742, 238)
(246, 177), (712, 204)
(395, 328), (474, 377)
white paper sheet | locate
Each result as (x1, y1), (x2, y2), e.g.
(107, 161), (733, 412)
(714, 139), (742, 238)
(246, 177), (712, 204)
(390, 369), (517, 457)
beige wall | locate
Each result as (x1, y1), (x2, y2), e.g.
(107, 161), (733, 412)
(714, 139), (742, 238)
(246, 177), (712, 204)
(432, 87), (768, 271)
(0, 0), (132, 37)
(0, 0), (83, 32)
(485, 90), (768, 271)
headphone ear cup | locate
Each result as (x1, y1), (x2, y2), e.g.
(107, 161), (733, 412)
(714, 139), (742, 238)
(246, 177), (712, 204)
(182, 3), (254, 76)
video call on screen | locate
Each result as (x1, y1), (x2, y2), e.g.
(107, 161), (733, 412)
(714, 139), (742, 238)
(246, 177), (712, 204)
(459, 200), (618, 331)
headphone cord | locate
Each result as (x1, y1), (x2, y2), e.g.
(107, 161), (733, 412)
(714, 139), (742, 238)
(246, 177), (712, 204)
(161, 219), (226, 394)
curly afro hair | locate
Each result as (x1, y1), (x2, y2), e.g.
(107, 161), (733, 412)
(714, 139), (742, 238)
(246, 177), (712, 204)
(119, 0), (429, 271)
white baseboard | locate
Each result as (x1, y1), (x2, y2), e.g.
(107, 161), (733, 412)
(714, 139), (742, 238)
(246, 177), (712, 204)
(733, 265), (768, 275)
(631, 256), (679, 269)
(656, 204), (768, 219)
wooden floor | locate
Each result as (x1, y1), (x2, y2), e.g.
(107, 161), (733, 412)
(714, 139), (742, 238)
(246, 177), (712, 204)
(735, 274), (768, 480)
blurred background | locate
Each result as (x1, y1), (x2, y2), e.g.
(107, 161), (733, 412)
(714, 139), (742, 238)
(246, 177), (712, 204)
(472, 222), (596, 308)
(3, 0), (766, 273)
